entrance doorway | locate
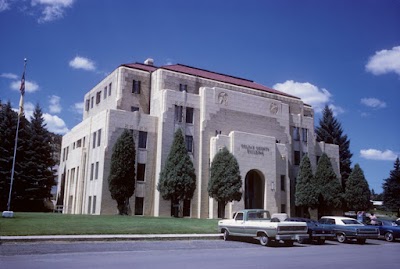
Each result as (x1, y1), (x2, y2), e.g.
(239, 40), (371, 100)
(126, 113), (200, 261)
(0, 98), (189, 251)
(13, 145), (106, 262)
(244, 170), (265, 209)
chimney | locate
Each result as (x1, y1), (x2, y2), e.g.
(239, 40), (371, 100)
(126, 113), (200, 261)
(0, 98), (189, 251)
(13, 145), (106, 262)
(144, 58), (154, 66)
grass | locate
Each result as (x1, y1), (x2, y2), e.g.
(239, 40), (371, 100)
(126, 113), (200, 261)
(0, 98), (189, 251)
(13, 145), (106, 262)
(0, 212), (219, 236)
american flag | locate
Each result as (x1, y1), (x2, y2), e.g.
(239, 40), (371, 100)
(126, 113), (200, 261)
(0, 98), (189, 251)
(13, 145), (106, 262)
(20, 71), (25, 96)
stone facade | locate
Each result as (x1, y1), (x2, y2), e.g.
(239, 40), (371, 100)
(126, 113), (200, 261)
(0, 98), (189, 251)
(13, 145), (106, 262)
(56, 60), (340, 218)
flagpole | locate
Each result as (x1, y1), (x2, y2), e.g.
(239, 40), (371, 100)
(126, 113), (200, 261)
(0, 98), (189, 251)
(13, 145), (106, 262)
(4, 58), (27, 216)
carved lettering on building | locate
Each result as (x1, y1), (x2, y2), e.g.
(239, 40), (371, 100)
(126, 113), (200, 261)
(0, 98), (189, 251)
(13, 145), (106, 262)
(241, 144), (270, 156)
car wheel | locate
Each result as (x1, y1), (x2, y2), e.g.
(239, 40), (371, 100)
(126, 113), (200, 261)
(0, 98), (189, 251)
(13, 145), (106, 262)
(385, 232), (394, 242)
(337, 233), (346, 243)
(223, 230), (229, 241)
(316, 238), (325, 245)
(357, 238), (366, 244)
(259, 233), (270, 246)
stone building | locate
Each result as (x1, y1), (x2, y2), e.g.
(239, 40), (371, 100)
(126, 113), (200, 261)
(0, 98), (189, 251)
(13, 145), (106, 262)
(56, 59), (340, 219)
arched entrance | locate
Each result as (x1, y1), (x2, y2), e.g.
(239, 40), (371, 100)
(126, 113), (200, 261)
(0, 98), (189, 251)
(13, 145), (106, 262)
(244, 170), (265, 209)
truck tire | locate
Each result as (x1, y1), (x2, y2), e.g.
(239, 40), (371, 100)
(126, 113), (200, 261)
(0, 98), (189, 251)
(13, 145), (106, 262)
(223, 230), (230, 241)
(259, 233), (271, 246)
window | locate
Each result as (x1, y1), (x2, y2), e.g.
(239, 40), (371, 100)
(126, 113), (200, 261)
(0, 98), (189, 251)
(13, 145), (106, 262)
(77, 139), (82, 148)
(96, 91), (101, 104)
(293, 127), (300, 141)
(85, 99), (90, 111)
(104, 86), (107, 99)
(92, 196), (97, 214)
(73, 142), (76, 150)
(281, 175), (285, 191)
(97, 129), (101, 147)
(132, 80), (141, 94)
(294, 150), (301, 165)
(90, 163), (94, 180)
(108, 83), (112, 96)
(137, 163), (146, 181)
(179, 84), (187, 92)
(281, 204), (286, 213)
(302, 128), (308, 142)
(92, 132), (96, 149)
(186, 107), (194, 124)
(235, 212), (244, 221)
(95, 161), (99, 179)
(175, 105), (183, 123)
(183, 199), (191, 217)
(131, 106), (139, 112)
(88, 196), (92, 214)
(139, 131), (147, 149)
(135, 197), (144, 215)
(66, 147), (69, 160)
(91, 96), (94, 108)
(185, 135), (193, 153)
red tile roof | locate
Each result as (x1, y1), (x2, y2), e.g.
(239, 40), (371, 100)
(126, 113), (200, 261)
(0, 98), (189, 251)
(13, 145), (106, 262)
(122, 62), (299, 99)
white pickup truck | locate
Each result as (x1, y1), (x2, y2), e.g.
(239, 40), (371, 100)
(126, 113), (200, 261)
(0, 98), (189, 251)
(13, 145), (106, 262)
(218, 209), (308, 246)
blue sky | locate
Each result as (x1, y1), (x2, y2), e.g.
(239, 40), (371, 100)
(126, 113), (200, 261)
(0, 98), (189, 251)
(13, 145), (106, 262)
(0, 0), (399, 193)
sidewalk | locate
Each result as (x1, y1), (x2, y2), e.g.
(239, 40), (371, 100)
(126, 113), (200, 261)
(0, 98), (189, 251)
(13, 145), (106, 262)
(0, 233), (222, 243)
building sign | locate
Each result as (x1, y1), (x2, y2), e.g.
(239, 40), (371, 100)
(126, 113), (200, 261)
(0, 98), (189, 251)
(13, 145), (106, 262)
(241, 144), (270, 156)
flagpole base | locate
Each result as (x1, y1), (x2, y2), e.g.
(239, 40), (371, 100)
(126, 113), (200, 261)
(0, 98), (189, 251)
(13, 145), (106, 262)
(2, 211), (14, 218)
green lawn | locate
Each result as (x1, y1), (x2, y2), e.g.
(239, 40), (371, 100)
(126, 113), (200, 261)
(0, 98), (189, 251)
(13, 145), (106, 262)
(0, 212), (219, 236)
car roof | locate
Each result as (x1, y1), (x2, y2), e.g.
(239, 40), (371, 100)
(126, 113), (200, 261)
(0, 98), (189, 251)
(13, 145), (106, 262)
(320, 216), (356, 221)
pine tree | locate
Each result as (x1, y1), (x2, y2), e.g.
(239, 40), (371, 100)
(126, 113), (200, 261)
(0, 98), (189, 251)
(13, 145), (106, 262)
(157, 128), (196, 217)
(0, 101), (18, 211)
(108, 129), (136, 215)
(316, 105), (352, 187)
(344, 164), (371, 211)
(23, 104), (56, 211)
(382, 157), (400, 214)
(314, 153), (343, 217)
(295, 154), (318, 214)
(208, 147), (242, 218)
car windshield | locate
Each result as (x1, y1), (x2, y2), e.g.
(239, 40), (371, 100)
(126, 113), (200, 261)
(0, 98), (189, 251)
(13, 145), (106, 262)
(342, 219), (362, 225)
(248, 211), (271, 220)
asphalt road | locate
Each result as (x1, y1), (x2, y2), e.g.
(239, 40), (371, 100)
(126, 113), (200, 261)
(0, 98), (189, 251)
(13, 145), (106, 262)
(1, 239), (399, 269)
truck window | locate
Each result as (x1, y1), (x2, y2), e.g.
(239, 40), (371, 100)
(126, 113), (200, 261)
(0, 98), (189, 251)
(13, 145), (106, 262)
(235, 213), (243, 221)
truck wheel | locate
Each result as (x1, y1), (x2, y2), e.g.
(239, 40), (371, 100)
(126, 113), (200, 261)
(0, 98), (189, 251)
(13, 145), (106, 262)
(384, 232), (394, 242)
(223, 230), (230, 241)
(259, 233), (270, 246)
(337, 233), (346, 243)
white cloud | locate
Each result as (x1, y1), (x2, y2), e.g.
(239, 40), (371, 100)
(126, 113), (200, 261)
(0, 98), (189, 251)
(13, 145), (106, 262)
(328, 104), (345, 116)
(366, 46), (400, 76)
(10, 79), (39, 93)
(273, 80), (332, 113)
(1, 72), (18, 79)
(43, 113), (69, 134)
(31, 0), (74, 23)
(360, 97), (387, 109)
(360, 149), (398, 161)
(0, 0), (10, 12)
(71, 101), (84, 114)
(69, 56), (96, 71)
(48, 95), (62, 113)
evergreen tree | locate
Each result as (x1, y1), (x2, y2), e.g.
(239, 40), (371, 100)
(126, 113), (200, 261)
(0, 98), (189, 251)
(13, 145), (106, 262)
(295, 154), (318, 215)
(22, 104), (56, 211)
(316, 105), (352, 187)
(382, 157), (400, 214)
(0, 101), (18, 211)
(208, 147), (242, 218)
(344, 164), (371, 211)
(157, 128), (196, 217)
(314, 153), (343, 217)
(108, 129), (136, 215)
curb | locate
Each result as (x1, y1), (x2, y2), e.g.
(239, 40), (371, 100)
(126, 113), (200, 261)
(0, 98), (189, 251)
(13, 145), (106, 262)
(0, 234), (222, 243)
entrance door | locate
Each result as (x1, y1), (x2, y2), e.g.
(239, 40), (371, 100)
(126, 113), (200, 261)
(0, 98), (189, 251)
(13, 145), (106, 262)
(244, 170), (264, 209)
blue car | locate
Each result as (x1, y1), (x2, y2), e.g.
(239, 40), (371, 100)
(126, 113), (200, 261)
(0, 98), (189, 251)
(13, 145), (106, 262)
(285, 217), (335, 244)
(366, 218), (400, 242)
